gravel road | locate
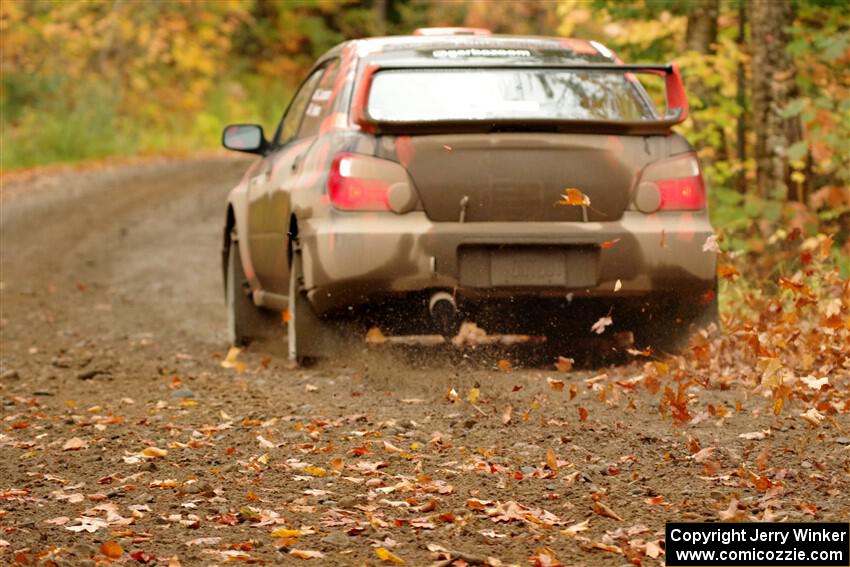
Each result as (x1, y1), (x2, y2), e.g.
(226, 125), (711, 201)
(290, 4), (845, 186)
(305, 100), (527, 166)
(1, 158), (846, 566)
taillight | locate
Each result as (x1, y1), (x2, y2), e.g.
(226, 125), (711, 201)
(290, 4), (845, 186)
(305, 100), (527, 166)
(633, 153), (706, 212)
(327, 153), (416, 213)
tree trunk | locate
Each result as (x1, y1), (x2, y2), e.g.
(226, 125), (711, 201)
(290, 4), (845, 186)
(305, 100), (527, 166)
(372, 0), (387, 36)
(685, 0), (727, 162)
(686, 0), (719, 53)
(750, 0), (801, 200)
(735, 0), (748, 193)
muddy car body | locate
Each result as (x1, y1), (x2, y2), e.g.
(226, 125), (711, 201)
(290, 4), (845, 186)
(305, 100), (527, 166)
(221, 29), (717, 361)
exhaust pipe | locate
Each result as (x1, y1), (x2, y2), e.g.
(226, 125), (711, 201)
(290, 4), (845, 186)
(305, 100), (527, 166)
(429, 291), (458, 334)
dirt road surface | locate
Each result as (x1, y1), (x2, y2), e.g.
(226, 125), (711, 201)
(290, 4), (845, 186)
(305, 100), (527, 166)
(1, 158), (847, 566)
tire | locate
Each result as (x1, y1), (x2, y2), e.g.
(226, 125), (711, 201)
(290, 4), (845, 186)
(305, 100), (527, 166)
(225, 239), (269, 346)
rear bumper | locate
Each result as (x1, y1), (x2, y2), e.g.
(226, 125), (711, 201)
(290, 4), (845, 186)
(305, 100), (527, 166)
(300, 210), (716, 314)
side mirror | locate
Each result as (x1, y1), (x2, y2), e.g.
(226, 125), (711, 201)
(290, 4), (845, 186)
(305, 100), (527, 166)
(222, 124), (268, 155)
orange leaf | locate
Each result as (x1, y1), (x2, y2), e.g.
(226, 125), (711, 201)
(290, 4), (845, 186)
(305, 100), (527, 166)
(599, 238), (621, 249)
(749, 472), (775, 491)
(578, 407), (589, 422)
(592, 542), (623, 554)
(569, 384), (578, 400)
(366, 327), (386, 345)
(592, 501), (623, 521)
(819, 234), (834, 258)
(281, 309), (292, 323)
(375, 547), (405, 564)
(557, 187), (591, 206)
(547, 377), (565, 391)
(545, 447), (559, 472)
(100, 541), (123, 559)
(330, 458), (344, 472)
(142, 447), (167, 458)
(555, 356), (574, 372)
(718, 265), (739, 279)
(773, 397), (784, 416)
(497, 359), (512, 371)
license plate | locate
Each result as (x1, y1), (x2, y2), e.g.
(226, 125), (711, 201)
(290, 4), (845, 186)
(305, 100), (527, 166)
(490, 249), (567, 286)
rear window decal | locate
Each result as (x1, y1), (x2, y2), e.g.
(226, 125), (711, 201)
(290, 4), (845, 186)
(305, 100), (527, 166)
(432, 48), (532, 59)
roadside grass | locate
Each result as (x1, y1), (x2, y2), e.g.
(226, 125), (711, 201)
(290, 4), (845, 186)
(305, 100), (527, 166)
(0, 74), (290, 172)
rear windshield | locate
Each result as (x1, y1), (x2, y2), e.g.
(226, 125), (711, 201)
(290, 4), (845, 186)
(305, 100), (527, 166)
(367, 68), (657, 122)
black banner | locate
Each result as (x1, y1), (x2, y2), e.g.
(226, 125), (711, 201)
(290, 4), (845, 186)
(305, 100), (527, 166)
(665, 523), (849, 566)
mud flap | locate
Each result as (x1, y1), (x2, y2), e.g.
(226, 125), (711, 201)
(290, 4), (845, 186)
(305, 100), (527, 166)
(288, 246), (343, 362)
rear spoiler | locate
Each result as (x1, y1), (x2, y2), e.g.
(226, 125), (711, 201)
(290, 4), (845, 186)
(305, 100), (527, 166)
(351, 63), (689, 136)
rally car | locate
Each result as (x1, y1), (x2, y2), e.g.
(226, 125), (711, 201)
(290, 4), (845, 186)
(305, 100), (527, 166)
(221, 28), (717, 361)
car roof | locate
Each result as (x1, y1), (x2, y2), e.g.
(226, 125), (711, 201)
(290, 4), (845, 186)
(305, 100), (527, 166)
(320, 34), (616, 67)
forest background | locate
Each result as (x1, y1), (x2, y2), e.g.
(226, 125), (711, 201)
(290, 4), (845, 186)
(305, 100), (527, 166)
(1, 0), (848, 274)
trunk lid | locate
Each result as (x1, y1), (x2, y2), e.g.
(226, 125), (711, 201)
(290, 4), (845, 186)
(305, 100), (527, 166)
(398, 133), (643, 222)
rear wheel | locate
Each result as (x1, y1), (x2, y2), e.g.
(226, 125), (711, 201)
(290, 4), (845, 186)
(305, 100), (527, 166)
(225, 238), (270, 346)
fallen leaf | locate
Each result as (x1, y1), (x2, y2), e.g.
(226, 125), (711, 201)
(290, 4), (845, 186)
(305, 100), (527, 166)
(592, 501), (623, 521)
(755, 447), (770, 471)
(375, 547), (405, 564)
(561, 518), (590, 537)
(600, 238), (621, 249)
(304, 466), (326, 477)
(547, 377), (565, 391)
(690, 447), (716, 463)
(578, 407), (589, 422)
(555, 356), (574, 373)
(467, 387), (480, 404)
(592, 542), (623, 554)
(141, 447), (167, 458)
(545, 447), (559, 472)
(289, 549), (325, 560)
(718, 498), (745, 521)
(739, 431), (769, 440)
(645, 540), (663, 559)
(501, 405), (512, 425)
(614, 279), (622, 292)
(800, 375), (828, 390)
(799, 408), (824, 427)
(497, 359), (512, 371)
(63, 437), (88, 451)
(100, 541), (123, 559)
